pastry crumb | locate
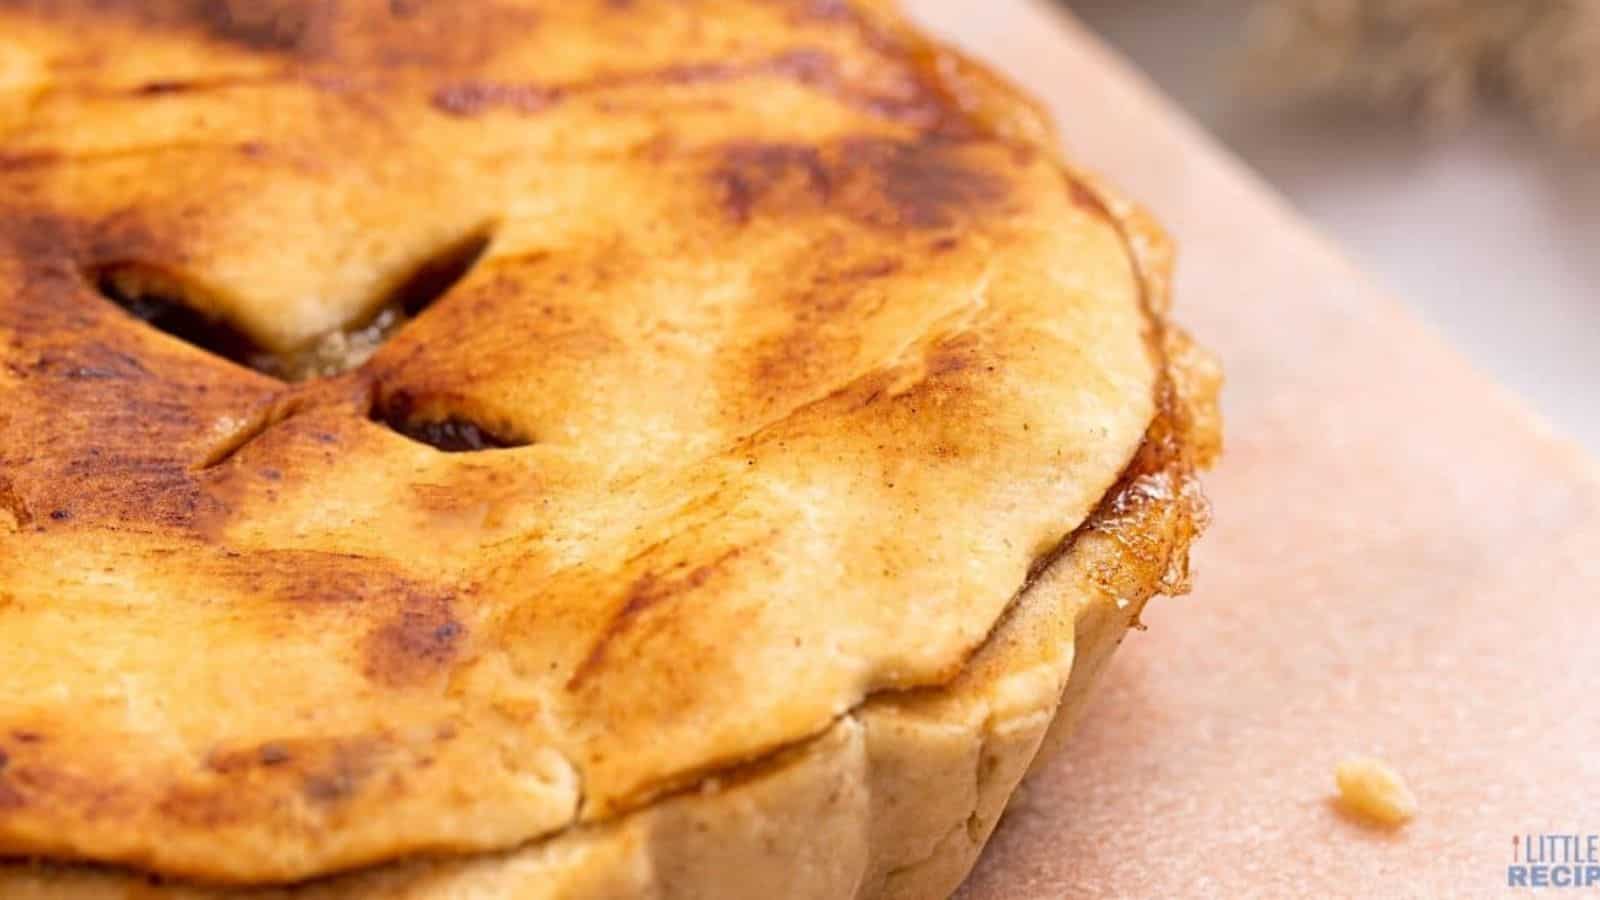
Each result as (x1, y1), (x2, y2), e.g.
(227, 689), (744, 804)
(1334, 756), (1417, 827)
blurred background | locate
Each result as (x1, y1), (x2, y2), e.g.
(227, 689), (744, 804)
(1070, 0), (1600, 452)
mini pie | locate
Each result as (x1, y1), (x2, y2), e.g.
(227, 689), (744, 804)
(0, 1), (1221, 897)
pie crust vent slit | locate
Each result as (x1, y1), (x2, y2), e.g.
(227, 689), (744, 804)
(91, 229), (491, 382)
(386, 229), (492, 319)
(274, 228), (494, 380)
(93, 263), (282, 379)
(369, 389), (528, 453)
(197, 395), (308, 470)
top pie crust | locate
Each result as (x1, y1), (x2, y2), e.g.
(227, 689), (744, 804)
(0, 0), (1217, 893)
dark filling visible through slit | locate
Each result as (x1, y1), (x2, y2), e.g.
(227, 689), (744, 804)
(95, 268), (274, 375)
(381, 416), (522, 452)
(369, 390), (525, 452)
(92, 230), (492, 382)
(273, 231), (494, 380)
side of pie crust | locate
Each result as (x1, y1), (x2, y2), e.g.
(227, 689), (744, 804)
(0, 1), (1219, 896)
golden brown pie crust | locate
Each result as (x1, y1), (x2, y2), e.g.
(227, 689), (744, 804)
(0, 1), (1219, 895)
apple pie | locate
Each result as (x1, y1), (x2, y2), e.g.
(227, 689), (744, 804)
(0, 1), (1220, 896)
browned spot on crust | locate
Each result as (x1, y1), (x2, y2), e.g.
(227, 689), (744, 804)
(144, 553), (476, 698)
(432, 81), (563, 117)
(430, 56), (807, 117)
(362, 592), (465, 687)
(206, 743), (288, 775)
(292, 740), (383, 808)
(0, 208), (187, 311)
(923, 330), (984, 379)
(569, 548), (742, 690)
(432, 49), (946, 127)
(764, 48), (947, 128)
(710, 136), (1010, 230)
(769, 0), (1006, 139)
(714, 142), (831, 225)
(0, 476), (31, 529)
(1067, 178), (1112, 219)
(0, 780), (21, 811)
(729, 248), (907, 422)
(0, 0), (539, 68)
(158, 737), (384, 828)
(0, 150), (63, 173)
(195, 0), (333, 54)
(133, 80), (196, 96)
(301, 749), (373, 806)
(25, 343), (151, 383)
(776, 0), (853, 22)
(156, 784), (240, 829)
(0, 731), (400, 846)
(835, 257), (902, 281)
(125, 73), (311, 101)
(0, 757), (24, 813)
(203, 737), (358, 782)
(841, 137), (1009, 229)
(0, 762), (124, 820)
